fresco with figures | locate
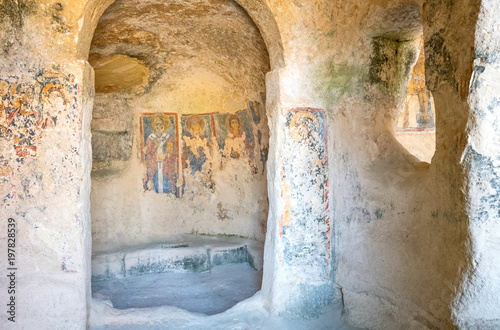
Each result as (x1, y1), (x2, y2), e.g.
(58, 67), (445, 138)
(0, 72), (79, 205)
(248, 100), (268, 174)
(141, 113), (179, 197)
(280, 108), (331, 280)
(397, 45), (436, 132)
(181, 114), (215, 191)
(140, 99), (268, 197)
(213, 110), (255, 173)
(0, 72), (79, 163)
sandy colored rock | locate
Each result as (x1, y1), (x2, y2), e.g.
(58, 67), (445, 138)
(1, 0), (500, 329)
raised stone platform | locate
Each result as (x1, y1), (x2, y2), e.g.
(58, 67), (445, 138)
(91, 235), (264, 281)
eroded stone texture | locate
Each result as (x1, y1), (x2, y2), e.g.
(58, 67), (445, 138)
(0, 66), (94, 328)
(453, 1), (500, 328)
(275, 108), (333, 317)
(261, 0), (430, 324)
(2, 0), (500, 329)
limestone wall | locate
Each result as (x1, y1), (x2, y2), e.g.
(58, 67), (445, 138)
(261, 0), (433, 322)
(260, 1), (488, 328)
(0, 1), (96, 328)
(1, 0), (500, 329)
(454, 0), (500, 327)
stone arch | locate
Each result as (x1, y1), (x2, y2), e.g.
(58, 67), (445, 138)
(85, 0), (277, 318)
(76, 0), (285, 70)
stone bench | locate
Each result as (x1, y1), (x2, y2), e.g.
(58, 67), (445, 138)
(92, 235), (263, 281)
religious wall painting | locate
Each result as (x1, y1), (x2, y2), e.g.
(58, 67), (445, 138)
(0, 72), (78, 163)
(247, 100), (268, 174)
(213, 110), (255, 172)
(397, 45), (435, 132)
(181, 114), (213, 174)
(139, 100), (265, 196)
(180, 114), (216, 191)
(280, 108), (331, 280)
(248, 100), (262, 125)
(257, 129), (268, 175)
(141, 113), (179, 197)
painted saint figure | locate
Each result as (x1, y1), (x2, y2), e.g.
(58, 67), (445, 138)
(144, 114), (177, 194)
(222, 114), (253, 165)
(288, 110), (326, 203)
(7, 83), (40, 160)
(183, 115), (210, 175)
(281, 109), (330, 279)
(399, 40), (434, 129)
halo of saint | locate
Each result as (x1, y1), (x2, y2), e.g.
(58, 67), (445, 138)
(41, 83), (71, 108)
(186, 114), (205, 134)
(290, 110), (319, 143)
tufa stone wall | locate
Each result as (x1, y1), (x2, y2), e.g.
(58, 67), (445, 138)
(1, 0), (500, 329)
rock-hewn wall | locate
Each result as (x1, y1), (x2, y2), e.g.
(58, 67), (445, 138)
(89, 0), (271, 252)
(262, 0), (430, 322)
(262, 0), (492, 328)
(453, 0), (500, 328)
(2, 0), (500, 329)
(0, 1), (95, 328)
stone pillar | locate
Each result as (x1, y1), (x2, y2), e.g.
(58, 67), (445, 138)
(0, 61), (93, 329)
(422, 0), (500, 327)
(453, 1), (500, 328)
(262, 68), (334, 318)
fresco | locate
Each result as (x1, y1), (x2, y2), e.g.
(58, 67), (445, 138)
(257, 129), (268, 175)
(213, 110), (255, 172)
(247, 100), (268, 174)
(0, 71), (79, 206)
(181, 114), (215, 190)
(248, 100), (263, 125)
(397, 46), (436, 131)
(141, 113), (179, 196)
(280, 108), (331, 280)
(139, 99), (268, 196)
(0, 72), (79, 164)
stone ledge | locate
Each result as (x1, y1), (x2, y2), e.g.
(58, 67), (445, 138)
(92, 235), (263, 281)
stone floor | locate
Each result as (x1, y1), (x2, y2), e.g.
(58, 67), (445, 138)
(89, 293), (359, 330)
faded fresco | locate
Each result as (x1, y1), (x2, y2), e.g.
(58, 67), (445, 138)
(280, 108), (331, 280)
(141, 113), (179, 196)
(0, 72), (78, 163)
(0, 72), (79, 205)
(248, 100), (269, 175)
(181, 114), (215, 191)
(140, 99), (268, 197)
(214, 110), (256, 173)
(397, 44), (435, 132)
(395, 41), (436, 162)
(248, 100), (263, 125)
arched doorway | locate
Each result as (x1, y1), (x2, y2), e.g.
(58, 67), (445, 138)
(88, 0), (275, 318)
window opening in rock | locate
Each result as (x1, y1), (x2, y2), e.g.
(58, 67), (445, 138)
(89, 0), (270, 316)
(395, 38), (436, 163)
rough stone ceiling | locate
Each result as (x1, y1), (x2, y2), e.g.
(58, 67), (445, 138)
(364, 4), (423, 39)
(89, 0), (270, 94)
